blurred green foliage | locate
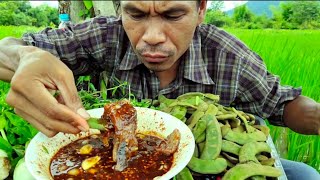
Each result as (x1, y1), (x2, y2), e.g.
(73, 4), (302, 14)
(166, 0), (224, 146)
(0, 1), (58, 27)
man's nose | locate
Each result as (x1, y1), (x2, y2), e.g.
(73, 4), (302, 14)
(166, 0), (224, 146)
(141, 19), (166, 45)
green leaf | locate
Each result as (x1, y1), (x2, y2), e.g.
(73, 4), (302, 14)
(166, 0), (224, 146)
(84, 75), (91, 81)
(89, 83), (96, 92)
(5, 111), (26, 127)
(11, 126), (31, 138)
(0, 114), (6, 129)
(83, 0), (93, 10)
(87, 117), (105, 130)
(78, 10), (86, 17)
(13, 144), (25, 157)
(0, 137), (13, 153)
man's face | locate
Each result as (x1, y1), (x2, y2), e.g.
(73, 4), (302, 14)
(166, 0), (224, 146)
(121, 1), (206, 73)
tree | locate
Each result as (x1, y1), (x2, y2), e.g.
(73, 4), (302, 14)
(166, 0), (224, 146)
(278, 1), (320, 29)
(233, 5), (254, 23)
(208, 1), (224, 11)
(205, 1), (232, 27)
(0, 1), (57, 27)
(291, 2), (320, 25)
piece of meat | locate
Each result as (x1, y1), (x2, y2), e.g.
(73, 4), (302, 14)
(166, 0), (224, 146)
(102, 100), (138, 171)
(156, 129), (181, 155)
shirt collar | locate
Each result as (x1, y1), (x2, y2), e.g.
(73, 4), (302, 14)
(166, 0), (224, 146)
(119, 29), (214, 85)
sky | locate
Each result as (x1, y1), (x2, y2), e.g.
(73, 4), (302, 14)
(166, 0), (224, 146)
(29, 1), (248, 12)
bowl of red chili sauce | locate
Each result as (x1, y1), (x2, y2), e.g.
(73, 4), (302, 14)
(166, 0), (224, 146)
(25, 107), (195, 180)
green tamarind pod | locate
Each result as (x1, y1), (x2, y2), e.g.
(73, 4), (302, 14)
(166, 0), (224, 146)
(253, 125), (270, 137)
(231, 107), (253, 133)
(224, 129), (267, 145)
(195, 132), (206, 143)
(222, 152), (239, 164)
(216, 113), (237, 120)
(192, 119), (207, 140)
(239, 142), (271, 164)
(158, 94), (175, 106)
(205, 103), (218, 115)
(170, 105), (187, 120)
(197, 100), (209, 112)
(250, 176), (266, 180)
(187, 110), (205, 129)
(221, 140), (241, 156)
(204, 93), (220, 102)
(247, 113), (256, 121)
(260, 158), (276, 166)
(221, 163), (281, 180)
(187, 157), (227, 174)
(229, 117), (241, 128)
(232, 125), (246, 133)
(176, 167), (194, 180)
(221, 124), (231, 137)
(169, 101), (198, 109)
(193, 144), (199, 158)
(256, 154), (269, 161)
(200, 115), (221, 160)
(176, 94), (207, 109)
(219, 155), (236, 168)
(197, 142), (205, 154)
(177, 92), (205, 100)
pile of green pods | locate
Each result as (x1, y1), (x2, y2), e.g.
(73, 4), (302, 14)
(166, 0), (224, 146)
(158, 92), (282, 180)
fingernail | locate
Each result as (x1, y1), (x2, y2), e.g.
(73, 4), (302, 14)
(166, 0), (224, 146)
(77, 125), (88, 132)
(77, 108), (90, 119)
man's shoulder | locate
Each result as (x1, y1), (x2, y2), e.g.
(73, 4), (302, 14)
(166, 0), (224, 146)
(197, 24), (251, 57)
(90, 15), (122, 26)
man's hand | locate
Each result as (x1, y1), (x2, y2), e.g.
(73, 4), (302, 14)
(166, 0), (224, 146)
(5, 46), (90, 137)
(284, 95), (320, 135)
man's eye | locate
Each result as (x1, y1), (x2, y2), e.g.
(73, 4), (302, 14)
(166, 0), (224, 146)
(163, 14), (184, 21)
(130, 14), (146, 20)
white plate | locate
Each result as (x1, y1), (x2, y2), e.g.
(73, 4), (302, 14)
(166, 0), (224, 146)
(25, 107), (195, 180)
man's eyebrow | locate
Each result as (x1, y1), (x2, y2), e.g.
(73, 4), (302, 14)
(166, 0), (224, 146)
(122, 3), (189, 14)
(122, 4), (145, 13)
(162, 7), (189, 14)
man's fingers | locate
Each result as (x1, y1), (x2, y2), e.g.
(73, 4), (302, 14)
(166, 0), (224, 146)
(14, 105), (81, 134)
(52, 61), (90, 120)
(14, 108), (57, 137)
(7, 87), (88, 132)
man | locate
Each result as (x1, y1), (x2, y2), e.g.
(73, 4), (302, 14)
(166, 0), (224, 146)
(0, 1), (319, 179)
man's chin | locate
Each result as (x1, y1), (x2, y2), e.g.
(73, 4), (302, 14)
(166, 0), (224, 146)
(145, 66), (167, 72)
(143, 62), (169, 72)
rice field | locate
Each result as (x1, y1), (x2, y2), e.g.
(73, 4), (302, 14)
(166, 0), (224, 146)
(0, 26), (319, 172)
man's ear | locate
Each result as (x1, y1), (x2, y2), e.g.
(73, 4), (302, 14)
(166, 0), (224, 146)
(197, 0), (207, 25)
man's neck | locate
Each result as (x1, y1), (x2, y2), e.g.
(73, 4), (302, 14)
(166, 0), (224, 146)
(155, 61), (180, 89)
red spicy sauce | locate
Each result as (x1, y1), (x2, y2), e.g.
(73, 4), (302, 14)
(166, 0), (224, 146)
(50, 133), (174, 180)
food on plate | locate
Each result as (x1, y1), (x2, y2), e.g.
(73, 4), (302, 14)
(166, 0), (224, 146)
(50, 100), (181, 179)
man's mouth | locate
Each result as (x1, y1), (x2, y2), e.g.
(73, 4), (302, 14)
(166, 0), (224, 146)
(141, 53), (168, 63)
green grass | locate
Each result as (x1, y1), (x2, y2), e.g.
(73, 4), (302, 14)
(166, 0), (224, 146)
(0, 25), (41, 39)
(0, 26), (319, 172)
(224, 28), (320, 172)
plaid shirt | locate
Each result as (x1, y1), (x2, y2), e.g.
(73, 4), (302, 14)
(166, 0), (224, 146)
(22, 16), (301, 126)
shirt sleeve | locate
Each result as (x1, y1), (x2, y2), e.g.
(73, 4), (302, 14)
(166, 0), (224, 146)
(21, 16), (120, 76)
(235, 50), (302, 126)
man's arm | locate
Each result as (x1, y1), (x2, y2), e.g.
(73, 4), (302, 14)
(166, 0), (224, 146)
(284, 95), (320, 135)
(0, 37), (26, 81)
